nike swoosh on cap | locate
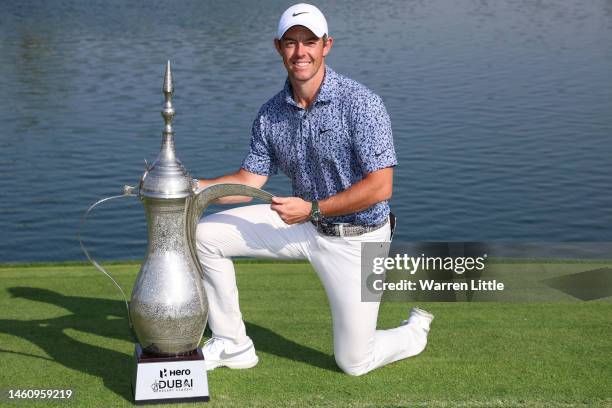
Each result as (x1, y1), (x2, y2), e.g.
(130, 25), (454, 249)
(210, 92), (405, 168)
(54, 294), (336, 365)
(292, 12), (308, 17)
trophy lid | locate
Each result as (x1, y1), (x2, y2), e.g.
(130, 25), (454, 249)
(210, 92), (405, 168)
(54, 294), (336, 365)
(140, 61), (194, 199)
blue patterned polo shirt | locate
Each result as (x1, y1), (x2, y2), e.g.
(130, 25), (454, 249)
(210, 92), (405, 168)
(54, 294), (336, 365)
(241, 65), (397, 226)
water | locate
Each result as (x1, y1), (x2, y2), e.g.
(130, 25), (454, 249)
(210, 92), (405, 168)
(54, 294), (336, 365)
(1, 0), (611, 263)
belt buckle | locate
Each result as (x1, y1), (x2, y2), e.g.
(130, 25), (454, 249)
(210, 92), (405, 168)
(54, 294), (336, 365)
(315, 221), (354, 237)
(334, 222), (351, 237)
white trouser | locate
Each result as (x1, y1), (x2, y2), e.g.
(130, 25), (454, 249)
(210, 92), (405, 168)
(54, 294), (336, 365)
(196, 204), (425, 376)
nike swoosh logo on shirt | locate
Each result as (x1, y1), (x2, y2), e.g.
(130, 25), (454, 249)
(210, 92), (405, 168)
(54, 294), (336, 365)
(293, 12), (308, 17)
(219, 345), (252, 359)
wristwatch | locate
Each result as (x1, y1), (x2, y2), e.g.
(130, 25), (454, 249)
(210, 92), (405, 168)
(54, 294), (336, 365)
(310, 201), (322, 222)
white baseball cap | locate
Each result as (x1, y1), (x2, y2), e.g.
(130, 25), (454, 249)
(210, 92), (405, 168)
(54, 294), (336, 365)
(277, 3), (328, 39)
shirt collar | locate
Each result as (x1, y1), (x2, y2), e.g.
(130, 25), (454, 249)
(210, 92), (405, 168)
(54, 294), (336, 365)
(283, 65), (337, 108)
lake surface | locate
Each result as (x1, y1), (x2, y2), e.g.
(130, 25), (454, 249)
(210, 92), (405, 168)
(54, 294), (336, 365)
(1, 0), (611, 262)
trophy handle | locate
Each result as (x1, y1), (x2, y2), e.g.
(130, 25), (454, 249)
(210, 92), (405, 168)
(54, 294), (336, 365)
(78, 186), (138, 327)
(186, 183), (274, 279)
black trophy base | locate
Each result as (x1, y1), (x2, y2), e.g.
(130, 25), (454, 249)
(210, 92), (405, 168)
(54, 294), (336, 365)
(132, 344), (209, 404)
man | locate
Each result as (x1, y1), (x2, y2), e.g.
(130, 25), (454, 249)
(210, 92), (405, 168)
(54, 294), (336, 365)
(196, 3), (433, 376)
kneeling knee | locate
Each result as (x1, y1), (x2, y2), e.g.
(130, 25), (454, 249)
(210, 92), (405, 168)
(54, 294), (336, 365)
(335, 355), (370, 377)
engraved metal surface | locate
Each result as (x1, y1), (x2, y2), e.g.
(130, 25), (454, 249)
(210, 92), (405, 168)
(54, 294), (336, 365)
(130, 197), (207, 354)
(128, 62), (273, 356)
(130, 62), (204, 355)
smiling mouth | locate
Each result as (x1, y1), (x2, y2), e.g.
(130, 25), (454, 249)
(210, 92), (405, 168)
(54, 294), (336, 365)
(292, 61), (311, 68)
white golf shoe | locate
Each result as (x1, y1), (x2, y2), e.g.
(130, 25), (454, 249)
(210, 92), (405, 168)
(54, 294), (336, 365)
(399, 307), (434, 357)
(202, 336), (259, 371)
(401, 307), (434, 333)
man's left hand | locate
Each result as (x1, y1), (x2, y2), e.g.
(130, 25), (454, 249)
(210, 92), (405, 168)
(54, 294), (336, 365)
(271, 196), (312, 224)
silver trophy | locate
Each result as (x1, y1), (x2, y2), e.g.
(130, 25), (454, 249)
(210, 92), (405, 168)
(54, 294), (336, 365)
(80, 62), (272, 403)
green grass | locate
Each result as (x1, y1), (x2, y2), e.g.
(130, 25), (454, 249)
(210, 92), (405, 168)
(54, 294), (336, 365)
(0, 262), (610, 407)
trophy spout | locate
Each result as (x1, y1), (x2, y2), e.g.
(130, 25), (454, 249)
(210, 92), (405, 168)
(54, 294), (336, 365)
(185, 183), (274, 279)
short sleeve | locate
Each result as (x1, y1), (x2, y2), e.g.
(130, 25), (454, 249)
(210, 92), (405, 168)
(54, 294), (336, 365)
(351, 94), (397, 174)
(241, 113), (278, 176)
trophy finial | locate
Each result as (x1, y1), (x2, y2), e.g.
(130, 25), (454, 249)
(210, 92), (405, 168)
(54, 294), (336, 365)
(163, 60), (173, 94)
(162, 60), (175, 134)
(140, 61), (192, 199)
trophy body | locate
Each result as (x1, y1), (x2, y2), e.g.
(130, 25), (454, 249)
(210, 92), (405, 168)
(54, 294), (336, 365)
(130, 196), (207, 356)
(129, 62), (210, 403)
(82, 62), (273, 404)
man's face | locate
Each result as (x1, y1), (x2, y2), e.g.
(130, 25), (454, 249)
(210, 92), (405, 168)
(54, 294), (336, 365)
(274, 25), (333, 83)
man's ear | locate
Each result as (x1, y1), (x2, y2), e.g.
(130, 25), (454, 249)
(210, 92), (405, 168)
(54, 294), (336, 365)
(274, 38), (282, 55)
(322, 36), (334, 57)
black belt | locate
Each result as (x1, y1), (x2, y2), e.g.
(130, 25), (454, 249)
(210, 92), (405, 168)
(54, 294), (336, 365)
(311, 213), (396, 238)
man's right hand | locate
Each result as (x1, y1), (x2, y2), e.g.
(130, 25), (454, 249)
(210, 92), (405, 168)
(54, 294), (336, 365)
(270, 196), (312, 224)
